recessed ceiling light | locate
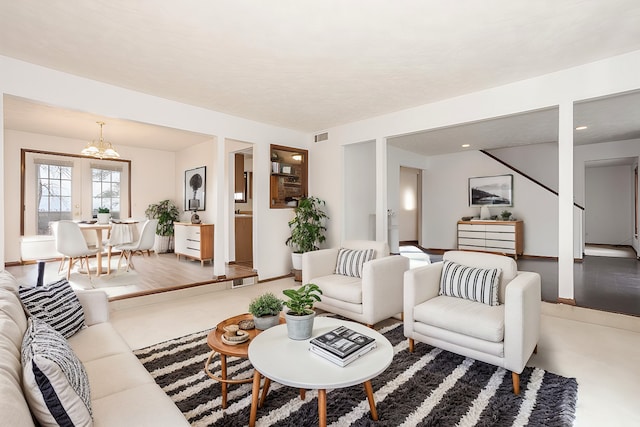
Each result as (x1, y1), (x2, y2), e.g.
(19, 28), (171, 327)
(461, 144), (470, 148)
(575, 126), (588, 130)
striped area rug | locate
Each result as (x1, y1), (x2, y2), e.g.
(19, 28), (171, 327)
(134, 321), (577, 426)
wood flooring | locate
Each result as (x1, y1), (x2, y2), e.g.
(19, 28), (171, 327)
(5, 252), (262, 301)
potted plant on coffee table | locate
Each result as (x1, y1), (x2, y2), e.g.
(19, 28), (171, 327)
(248, 292), (283, 330)
(285, 196), (329, 271)
(282, 283), (322, 340)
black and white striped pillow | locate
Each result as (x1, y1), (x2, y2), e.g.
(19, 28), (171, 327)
(21, 317), (92, 426)
(19, 279), (85, 338)
(439, 260), (501, 306)
(335, 248), (375, 278)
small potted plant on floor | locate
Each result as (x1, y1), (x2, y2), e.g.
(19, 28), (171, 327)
(282, 283), (322, 340)
(248, 292), (283, 330)
(97, 207), (110, 224)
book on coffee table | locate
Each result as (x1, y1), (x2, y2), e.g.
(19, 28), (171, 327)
(310, 326), (376, 359)
(309, 340), (376, 366)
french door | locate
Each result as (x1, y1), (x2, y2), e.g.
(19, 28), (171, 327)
(22, 150), (130, 236)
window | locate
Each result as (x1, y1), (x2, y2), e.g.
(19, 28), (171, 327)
(36, 161), (73, 235)
(21, 149), (131, 236)
(92, 165), (121, 219)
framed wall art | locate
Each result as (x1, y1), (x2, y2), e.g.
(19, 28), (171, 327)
(469, 174), (513, 207)
(185, 166), (206, 211)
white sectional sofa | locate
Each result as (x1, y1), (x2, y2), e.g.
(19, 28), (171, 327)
(0, 270), (188, 426)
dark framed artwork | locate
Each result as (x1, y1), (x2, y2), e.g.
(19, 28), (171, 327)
(469, 174), (513, 207)
(185, 166), (206, 211)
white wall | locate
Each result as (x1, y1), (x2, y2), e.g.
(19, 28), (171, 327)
(343, 141), (376, 241)
(1, 56), (309, 279)
(585, 165), (633, 245)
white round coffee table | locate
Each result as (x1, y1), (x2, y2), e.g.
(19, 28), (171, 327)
(247, 317), (393, 427)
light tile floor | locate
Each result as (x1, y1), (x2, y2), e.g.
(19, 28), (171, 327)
(110, 277), (640, 427)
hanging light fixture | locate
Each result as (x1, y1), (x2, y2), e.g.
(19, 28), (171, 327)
(81, 121), (120, 159)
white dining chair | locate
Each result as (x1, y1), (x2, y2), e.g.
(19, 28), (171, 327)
(114, 219), (158, 272)
(55, 221), (100, 279)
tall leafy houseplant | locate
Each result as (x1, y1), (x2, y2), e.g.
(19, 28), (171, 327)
(145, 199), (180, 253)
(285, 197), (329, 270)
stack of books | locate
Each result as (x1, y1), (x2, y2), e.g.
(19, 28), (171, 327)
(309, 326), (377, 367)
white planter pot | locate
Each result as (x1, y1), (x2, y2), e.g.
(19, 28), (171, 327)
(154, 235), (173, 253)
(291, 252), (303, 270)
(252, 314), (280, 331)
(284, 310), (315, 340)
(97, 213), (110, 224)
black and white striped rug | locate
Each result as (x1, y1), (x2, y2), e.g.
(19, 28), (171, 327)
(134, 321), (577, 426)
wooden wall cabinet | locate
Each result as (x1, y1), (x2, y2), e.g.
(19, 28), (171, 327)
(457, 220), (523, 259)
(174, 222), (214, 265)
(270, 144), (308, 209)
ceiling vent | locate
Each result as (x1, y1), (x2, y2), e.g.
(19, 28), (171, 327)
(314, 132), (329, 143)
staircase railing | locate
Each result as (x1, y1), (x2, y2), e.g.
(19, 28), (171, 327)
(480, 150), (585, 210)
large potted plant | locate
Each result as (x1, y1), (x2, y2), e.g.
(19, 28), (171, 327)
(285, 196), (329, 271)
(282, 283), (322, 340)
(145, 199), (180, 253)
(248, 292), (283, 330)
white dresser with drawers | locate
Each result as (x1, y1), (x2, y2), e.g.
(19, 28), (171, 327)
(457, 220), (523, 259)
(174, 222), (214, 265)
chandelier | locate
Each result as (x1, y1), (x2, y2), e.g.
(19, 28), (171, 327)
(81, 121), (120, 159)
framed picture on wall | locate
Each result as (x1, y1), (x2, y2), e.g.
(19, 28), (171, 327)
(185, 166), (206, 211)
(469, 174), (513, 207)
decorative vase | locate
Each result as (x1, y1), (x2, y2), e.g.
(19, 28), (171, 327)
(253, 314), (280, 330)
(284, 310), (315, 340)
(480, 205), (491, 220)
(97, 213), (110, 224)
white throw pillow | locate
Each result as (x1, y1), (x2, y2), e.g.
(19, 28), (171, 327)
(19, 278), (85, 338)
(335, 248), (375, 278)
(21, 317), (93, 427)
(439, 260), (501, 306)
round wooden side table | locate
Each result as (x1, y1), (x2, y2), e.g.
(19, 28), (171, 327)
(204, 313), (284, 409)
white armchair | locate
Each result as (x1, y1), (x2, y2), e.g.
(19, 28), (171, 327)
(404, 251), (540, 394)
(303, 240), (410, 327)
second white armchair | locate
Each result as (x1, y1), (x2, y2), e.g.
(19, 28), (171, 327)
(303, 240), (410, 327)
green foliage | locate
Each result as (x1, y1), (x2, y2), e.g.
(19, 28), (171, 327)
(285, 196), (329, 253)
(145, 199), (180, 236)
(97, 207), (110, 213)
(282, 283), (322, 316)
(248, 292), (283, 317)
(500, 210), (512, 220)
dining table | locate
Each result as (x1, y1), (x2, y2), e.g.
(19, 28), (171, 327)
(77, 221), (139, 276)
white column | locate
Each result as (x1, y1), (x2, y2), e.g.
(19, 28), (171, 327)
(375, 137), (388, 242)
(213, 136), (226, 277)
(558, 102), (575, 301)
(0, 95), (4, 268)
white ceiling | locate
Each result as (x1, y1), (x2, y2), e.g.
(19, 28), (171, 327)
(1, 1), (640, 153)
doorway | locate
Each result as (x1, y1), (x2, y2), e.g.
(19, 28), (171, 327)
(584, 157), (638, 259)
(233, 147), (253, 268)
(398, 166), (422, 245)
